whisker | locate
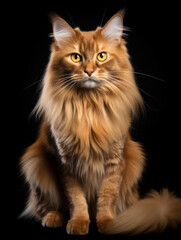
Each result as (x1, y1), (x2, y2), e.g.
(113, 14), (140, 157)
(22, 73), (73, 92)
(109, 76), (158, 111)
(101, 77), (120, 92)
(22, 80), (41, 91)
(57, 80), (74, 94)
(57, 73), (73, 78)
(54, 77), (73, 86)
(100, 8), (106, 26)
(62, 81), (77, 98)
(101, 77), (135, 113)
(109, 75), (157, 100)
(110, 70), (165, 83)
(66, 11), (76, 28)
(119, 77), (158, 100)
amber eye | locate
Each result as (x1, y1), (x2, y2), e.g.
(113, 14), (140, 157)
(97, 52), (107, 62)
(71, 53), (82, 63)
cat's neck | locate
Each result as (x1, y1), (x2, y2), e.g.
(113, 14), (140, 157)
(48, 89), (130, 158)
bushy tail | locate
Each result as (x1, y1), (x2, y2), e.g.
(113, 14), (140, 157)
(105, 189), (181, 235)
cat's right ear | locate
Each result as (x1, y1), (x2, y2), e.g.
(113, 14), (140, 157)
(51, 14), (74, 44)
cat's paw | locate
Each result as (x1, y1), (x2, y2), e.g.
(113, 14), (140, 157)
(97, 217), (113, 233)
(42, 211), (64, 228)
(66, 218), (90, 235)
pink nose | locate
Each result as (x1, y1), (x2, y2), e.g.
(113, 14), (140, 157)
(84, 68), (94, 77)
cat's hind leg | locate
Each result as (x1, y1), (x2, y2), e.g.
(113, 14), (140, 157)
(20, 140), (67, 226)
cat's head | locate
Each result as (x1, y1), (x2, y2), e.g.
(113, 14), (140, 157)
(49, 12), (133, 92)
(36, 12), (143, 123)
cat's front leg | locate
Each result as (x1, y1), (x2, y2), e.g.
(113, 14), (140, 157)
(65, 175), (90, 235)
(96, 157), (125, 233)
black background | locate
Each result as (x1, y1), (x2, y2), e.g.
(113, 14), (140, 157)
(12, 0), (181, 239)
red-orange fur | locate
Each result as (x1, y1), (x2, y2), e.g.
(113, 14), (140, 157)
(20, 12), (181, 235)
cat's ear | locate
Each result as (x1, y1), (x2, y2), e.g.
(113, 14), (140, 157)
(102, 12), (124, 43)
(51, 15), (74, 44)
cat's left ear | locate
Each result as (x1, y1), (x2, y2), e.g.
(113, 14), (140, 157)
(101, 12), (124, 43)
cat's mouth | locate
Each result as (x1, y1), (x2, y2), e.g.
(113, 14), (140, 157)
(79, 78), (100, 89)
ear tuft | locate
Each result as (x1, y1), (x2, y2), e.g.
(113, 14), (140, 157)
(102, 14), (123, 41)
(53, 17), (74, 43)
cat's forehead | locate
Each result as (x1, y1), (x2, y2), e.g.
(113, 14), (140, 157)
(74, 28), (105, 53)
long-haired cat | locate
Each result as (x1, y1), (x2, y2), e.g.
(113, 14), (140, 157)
(20, 11), (181, 235)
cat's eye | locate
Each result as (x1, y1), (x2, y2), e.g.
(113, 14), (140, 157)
(97, 52), (107, 62)
(71, 53), (82, 63)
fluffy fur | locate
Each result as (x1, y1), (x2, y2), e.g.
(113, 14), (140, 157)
(20, 12), (181, 235)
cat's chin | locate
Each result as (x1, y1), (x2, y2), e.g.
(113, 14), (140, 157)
(79, 79), (99, 89)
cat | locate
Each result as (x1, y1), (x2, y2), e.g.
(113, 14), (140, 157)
(20, 11), (181, 235)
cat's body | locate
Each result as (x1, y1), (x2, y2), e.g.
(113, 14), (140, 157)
(20, 12), (181, 235)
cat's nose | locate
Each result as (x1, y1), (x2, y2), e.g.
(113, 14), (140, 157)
(84, 68), (94, 77)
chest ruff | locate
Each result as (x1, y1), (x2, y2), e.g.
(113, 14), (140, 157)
(49, 92), (130, 202)
(51, 93), (130, 160)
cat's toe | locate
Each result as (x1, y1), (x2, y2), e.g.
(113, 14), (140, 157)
(66, 218), (90, 235)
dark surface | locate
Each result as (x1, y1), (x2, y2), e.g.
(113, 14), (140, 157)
(11, 0), (181, 239)
(15, 219), (181, 240)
